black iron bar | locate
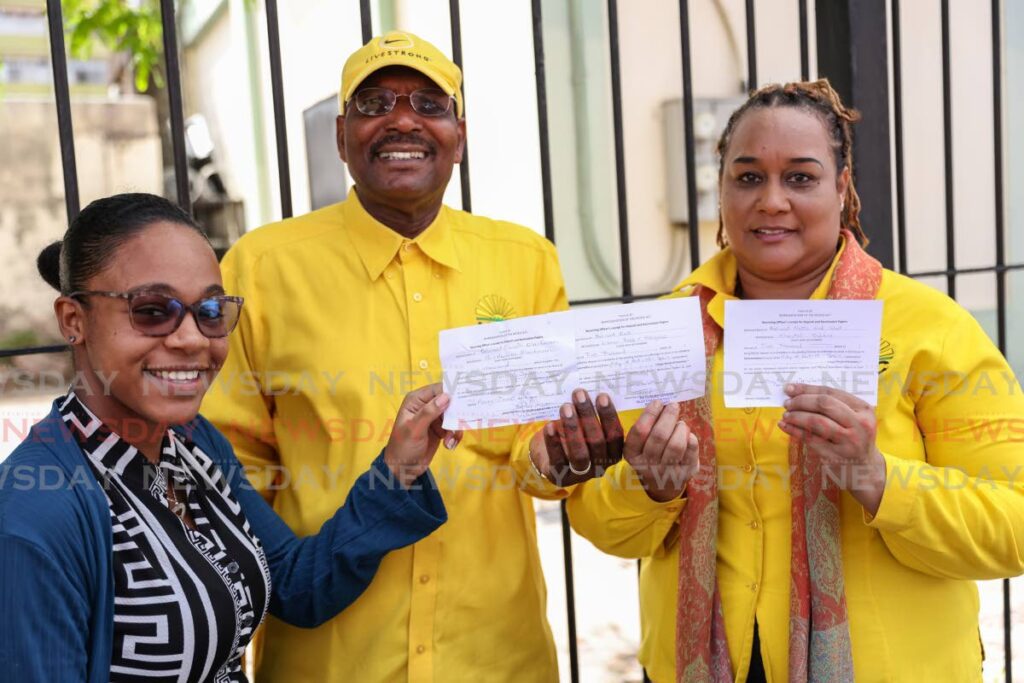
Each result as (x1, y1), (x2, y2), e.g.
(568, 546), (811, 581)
(891, 0), (908, 274)
(990, 1), (1011, 675)
(607, 0), (633, 301)
(559, 501), (580, 683)
(359, 0), (372, 43)
(264, 0), (293, 219)
(158, 0), (191, 214)
(939, 0), (955, 297)
(798, 0), (809, 81)
(570, 291), (668, 307)
(745, 0), (757, 90)
(0, 344), (69, 360)
(531, 0), (555, 243)
(44, 0), (80, 221)
(448, 0), (472, 213)
(678, 0), (701, 271)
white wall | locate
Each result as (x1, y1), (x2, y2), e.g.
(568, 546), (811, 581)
(182, 0), (1009, 316)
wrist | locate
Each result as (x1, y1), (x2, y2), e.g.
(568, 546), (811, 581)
(850, 448), (886, 516)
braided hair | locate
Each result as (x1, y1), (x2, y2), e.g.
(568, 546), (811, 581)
(715, 78), (867, 249)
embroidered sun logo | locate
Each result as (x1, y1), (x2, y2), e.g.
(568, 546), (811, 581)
(878, 339), (894, 375)
(475, 295), (517, 324)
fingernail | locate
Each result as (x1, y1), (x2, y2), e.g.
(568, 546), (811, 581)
(574, 388), (587, 404)
(783, 399), (792, 409)
(561, 404), (574, 419)
(597, 394), (610, 408)
(782, 411), (791, 419)
(650, 400), (663, 411)
(435, 393), (451, 410)
(546, 423), (556, 436)
(445, 435), (457, 449)
(784, 384), (796, 394)
(778, 420), (788, 430)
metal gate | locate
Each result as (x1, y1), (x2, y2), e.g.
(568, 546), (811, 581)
(1, 1), (1017, 680)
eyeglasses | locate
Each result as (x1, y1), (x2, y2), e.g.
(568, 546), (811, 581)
(70, 290), (244, 338)
(350, 87), (454, 117)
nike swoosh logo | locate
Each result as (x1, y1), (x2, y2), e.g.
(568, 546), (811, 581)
(384, 39), (403, 44)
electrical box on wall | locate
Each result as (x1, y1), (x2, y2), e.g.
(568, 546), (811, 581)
(661, 96), (745, 226)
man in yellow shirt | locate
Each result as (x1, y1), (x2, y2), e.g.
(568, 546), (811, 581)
(202, 31), (567, 682)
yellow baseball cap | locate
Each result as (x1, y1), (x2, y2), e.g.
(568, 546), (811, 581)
(340, 30), (464, 117)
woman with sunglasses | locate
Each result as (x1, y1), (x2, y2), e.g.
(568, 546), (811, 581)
(0, 193), (459, 682)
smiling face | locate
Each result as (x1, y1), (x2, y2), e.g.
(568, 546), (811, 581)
(720, 106), (849, 289)
(58, 221), (228, 436)
(337, 66), (465, 223)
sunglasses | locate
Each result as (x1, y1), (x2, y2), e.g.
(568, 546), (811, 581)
(350, 87), (454, 117)
(70, 290), (244, 338)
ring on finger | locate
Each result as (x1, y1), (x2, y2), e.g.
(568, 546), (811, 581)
(568, 460), (592, 475)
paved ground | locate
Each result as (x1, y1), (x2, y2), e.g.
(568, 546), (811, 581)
(2, 396), (1020, 681)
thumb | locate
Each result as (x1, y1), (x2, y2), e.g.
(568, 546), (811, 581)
(408, 392), (451, 430)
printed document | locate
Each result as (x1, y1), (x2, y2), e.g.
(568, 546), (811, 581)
(440, 298), (706, 429)
(723, 299), (883, 408)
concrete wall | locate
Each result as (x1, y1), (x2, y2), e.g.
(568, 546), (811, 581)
(0, 96), (161, 352)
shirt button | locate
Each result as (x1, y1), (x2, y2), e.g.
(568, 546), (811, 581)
(751, 582), (759, 592)
(419, 574), (430, 584)
(385, 272), (394, 280)
(743, 464), (754, 473)
(403, 243), (412, 251)
(744, 407), (756, 414)
(412, 292), (423, 302)
(434, 273), (442, 279)
(419, 359), (429, 370)
(416, 645), (426, 654)
(749, 521), (759, 530)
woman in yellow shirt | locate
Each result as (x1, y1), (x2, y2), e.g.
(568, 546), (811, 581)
(525, 80), (1024, 682)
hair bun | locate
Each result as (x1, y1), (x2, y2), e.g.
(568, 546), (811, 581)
(37, 240), (63, 292)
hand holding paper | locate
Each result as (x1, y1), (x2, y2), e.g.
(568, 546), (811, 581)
(440, 298), (707, 430)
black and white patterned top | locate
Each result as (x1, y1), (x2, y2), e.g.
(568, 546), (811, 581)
(59, 391), (271, 682)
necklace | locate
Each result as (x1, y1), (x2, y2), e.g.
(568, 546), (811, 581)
(165, 472), (189, 521)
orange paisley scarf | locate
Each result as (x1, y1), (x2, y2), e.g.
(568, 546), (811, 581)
(675, 230), (882, 682)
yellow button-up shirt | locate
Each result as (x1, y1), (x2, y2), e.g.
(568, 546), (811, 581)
(563, 244), (1024, 682)
(202, 191), (568, 682)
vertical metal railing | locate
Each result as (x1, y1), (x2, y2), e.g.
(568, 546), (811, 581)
(158, 0), (191, 214)
(359, 0), (372, 43)
(529, 1), (579, 678)
(939, 0), (956, 298)
(12, 1), (1017, 680)
(265, 0), (293, 219)
(745, 0), (757, 90)
(798, 0), (810, 81)
(448, 0), (472, 213)
(607, 0), (633, 303)
(891, 0), (908, 275)
(678, 0), (701, 271)
(44, 0), (79, 222)
(989, 1), (1011, 677)
(531, 0), (555, 244)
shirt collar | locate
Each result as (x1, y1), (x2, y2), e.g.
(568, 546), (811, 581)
(343, 190), (462, 281)
(673, 235), (848, 327)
